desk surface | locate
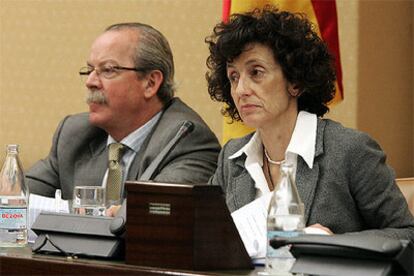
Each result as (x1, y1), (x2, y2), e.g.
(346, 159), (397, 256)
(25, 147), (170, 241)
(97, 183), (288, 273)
(0, 247), (258, 275)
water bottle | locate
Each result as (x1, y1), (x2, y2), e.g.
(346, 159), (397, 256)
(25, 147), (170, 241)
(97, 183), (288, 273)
(261, 162), (305, 275)
(0, 144), (28, 247)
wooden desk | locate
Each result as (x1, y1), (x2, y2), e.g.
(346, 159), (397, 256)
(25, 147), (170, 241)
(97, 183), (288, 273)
(0, 247), (257, 275)
(21, 183), (255, 275)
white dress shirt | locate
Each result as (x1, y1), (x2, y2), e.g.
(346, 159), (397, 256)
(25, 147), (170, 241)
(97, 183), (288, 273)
(228, 111), (317, 198)
(102, 112), (162, 189)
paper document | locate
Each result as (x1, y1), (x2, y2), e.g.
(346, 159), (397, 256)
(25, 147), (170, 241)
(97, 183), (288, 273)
(231, 193), (329, 263)
(28, 190), (69, 243)
(231, 192), (272, 259)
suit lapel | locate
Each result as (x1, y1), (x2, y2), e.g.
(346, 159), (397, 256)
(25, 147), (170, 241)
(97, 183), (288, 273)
(231, 157), (256, 210)
(74, 137), (107, 186)
(296, 159), (319, 223)
(226, 134), (257, 211)
(127, 99), (175, 181)
(295, 119), (326, 224)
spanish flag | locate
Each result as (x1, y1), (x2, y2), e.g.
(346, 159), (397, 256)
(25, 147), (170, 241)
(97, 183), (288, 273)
(222, 0), (343, 143)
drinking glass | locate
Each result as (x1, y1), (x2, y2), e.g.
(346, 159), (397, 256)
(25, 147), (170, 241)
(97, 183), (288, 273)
(72, 186), (105, 216)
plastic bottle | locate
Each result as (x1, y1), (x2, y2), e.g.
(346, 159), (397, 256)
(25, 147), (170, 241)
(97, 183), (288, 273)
(0, 144), (28, 247)
(261, 162), (305, 275)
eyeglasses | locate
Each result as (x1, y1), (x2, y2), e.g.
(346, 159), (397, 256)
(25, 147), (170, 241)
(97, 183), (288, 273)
(79, 64), (146, 80)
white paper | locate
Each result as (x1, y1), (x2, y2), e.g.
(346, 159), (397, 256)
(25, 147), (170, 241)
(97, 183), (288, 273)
(231, 193), (329, 263)
(28, 190), (69, 243)
(231, 192), (272, 259)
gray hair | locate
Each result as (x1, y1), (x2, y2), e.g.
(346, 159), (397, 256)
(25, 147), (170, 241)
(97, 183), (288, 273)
(105, 23), (175, 104)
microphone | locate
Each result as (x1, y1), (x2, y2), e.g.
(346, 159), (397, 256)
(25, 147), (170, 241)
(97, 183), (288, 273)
(110, 120), (195, 235)
(140, 120), (194, 181)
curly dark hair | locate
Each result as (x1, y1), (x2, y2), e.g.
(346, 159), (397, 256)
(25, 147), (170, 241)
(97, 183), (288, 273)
(205, 6), (336, 121)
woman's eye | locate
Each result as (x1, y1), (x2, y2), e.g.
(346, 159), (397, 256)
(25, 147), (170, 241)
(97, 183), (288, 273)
(251, 68), (264, 78)
(228, 73), (239, 83)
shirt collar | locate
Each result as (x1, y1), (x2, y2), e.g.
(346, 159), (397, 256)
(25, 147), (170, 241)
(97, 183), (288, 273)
(229, 132), (262, 165)
(286, 111), (317, 168)
(228, 111), (317, 169)
(229, 132), (269, 194)
(107, 111), (162, 153)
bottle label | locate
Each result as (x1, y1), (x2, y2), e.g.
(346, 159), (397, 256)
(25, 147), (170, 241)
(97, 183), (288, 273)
(0, 207), (27, 229)
(267, 230), (300, 258)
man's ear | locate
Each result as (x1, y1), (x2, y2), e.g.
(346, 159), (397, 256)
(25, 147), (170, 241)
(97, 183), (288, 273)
(143, 70), (163, 99)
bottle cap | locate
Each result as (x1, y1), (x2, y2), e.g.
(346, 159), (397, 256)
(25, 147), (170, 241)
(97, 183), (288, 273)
(6, 144), (19, 153)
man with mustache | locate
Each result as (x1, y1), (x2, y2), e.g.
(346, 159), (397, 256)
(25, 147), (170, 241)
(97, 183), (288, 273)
(26, 23), (221, 212)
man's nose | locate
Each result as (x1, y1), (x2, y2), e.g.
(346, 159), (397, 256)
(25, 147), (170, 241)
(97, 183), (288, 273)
(85, 70), (102, 90)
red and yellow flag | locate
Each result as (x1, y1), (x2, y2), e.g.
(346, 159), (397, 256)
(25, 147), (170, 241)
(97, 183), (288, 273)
(221, 0), (343, 143)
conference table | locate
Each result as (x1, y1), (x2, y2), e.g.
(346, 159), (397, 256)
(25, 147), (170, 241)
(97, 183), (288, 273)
(1, 183), (260, 275)
(0, 246), (259, 275)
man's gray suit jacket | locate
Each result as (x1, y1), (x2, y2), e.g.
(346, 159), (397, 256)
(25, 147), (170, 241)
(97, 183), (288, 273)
(210, 118), (414, 243)
(27, 98), (221, 200)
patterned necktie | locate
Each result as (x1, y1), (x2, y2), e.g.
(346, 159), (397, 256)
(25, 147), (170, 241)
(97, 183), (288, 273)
(106, 143), (125, 204)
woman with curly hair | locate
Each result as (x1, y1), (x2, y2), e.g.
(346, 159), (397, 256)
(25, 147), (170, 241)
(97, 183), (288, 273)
(206, 7), (414, 241)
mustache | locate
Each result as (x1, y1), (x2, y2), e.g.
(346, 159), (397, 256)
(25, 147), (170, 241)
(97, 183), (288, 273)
(86, 89), (107, 104)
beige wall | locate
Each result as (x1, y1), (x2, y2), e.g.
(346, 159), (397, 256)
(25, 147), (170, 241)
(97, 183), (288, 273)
(357, 0), (413, 177)
(0, 0), (413, 177)
(0, 0), (223, 169)
(329, 0), (414, 177)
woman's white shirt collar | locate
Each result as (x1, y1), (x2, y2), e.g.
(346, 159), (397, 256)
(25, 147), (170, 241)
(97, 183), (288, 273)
(228, 111), (316, 169)
(227, 111), (317, 196)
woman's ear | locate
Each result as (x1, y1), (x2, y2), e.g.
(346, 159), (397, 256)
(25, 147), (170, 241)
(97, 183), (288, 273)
(143, 70), (163, 99)
(288, 83), (301, 97)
